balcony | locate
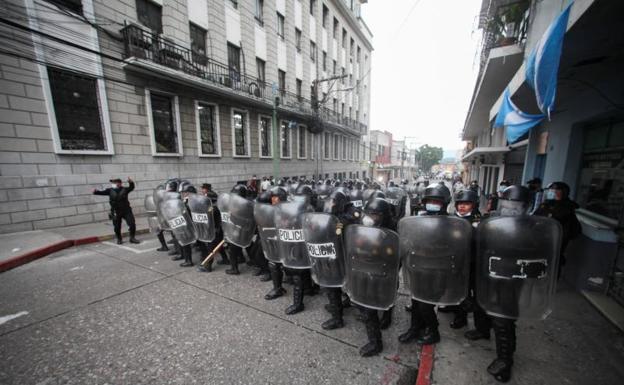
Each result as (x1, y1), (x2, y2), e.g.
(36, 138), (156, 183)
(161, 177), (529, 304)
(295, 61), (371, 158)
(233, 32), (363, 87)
(121, 24), (365, 136)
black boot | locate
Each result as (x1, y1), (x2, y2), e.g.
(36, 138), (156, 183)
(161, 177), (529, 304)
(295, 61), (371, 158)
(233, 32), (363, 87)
(465, 329), (490, 340)
(116, 237), (123, 245)
(156, 232), (168, 251)
(170, 242), (183, 260)
(129, 237), (140, 244)
(487, 318), (515, 383)
(450, 313), (468, 329)
(217, 253), (229, 265)
(179, 245), (193, 267)
(380, 307), (393, 330)
(322, 289), (344, 330)
(416, 327), (440, 345)
(265, 263), (286, 300)
(285, 273), (304, 315)
(399, 299), (422, 343)
(225, 247), (240, 275)
(168, 242), (180, 256)
(302, 271), (319, 296)
(359, 309), (383, 357)
(283, 272), (294, 285)
(416, 302), (440, 345)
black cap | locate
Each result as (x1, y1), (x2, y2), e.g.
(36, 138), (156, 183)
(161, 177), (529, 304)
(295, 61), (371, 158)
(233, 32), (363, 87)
(501, 185), (530, 203)
(109, 178), (122, 183)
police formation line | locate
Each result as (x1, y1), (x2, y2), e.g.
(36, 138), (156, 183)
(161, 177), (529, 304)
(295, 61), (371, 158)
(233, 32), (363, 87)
(144, 178), (567, 383)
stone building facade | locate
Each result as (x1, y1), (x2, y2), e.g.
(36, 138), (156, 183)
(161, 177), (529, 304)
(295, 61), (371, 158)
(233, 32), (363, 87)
(0, 0), (373, 233)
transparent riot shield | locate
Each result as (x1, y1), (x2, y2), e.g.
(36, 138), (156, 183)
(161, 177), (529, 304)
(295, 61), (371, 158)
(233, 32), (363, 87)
(161, 198), (196, 246)
(144, 194), (157, 213)
(187, 194), (216, 242)
(254, 202), (280, 263)
(155, 190), (180, 231)
(385, 187), (408, 219)
(275, 200), (313, 269)
(302, 212), (345, 287)
(398, 216), (472, 305)
(476, 215), (562, 320)
(217, 193), (256, 248)
(344, 225), (401, 310)
(147, 216), (161, 234)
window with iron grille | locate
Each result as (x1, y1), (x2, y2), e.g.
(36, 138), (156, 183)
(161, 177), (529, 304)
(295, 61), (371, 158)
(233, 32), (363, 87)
(228, 43), (241, 80)
(322, 4), (329, 28)
(259, 116), (271, 157)
(255, 0), (264, 25)
(47, 67), (105, 151)
(278, 70), (286, 95)
(190, 23), (207, 57)
(233, 110), (248, 156)
(149, 92), (178, 154)
(310, 40), (316, 62)
(277, 12), (285, 39)
(298, 126), (306, 158)
(48, 0), (82, 14)
(197, 102), (219, 156)
(281, 121), (290, 158)
(322, 51), (327, 71)
(256, 58), (266, 83)
(136, 0), (162, 34)
(295, 28), (302, 51)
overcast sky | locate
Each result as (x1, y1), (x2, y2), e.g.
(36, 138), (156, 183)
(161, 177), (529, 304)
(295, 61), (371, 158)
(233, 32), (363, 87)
(361, 0), (482, 155)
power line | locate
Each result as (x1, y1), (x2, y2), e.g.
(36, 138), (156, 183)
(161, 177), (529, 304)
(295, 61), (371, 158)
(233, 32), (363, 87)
(391, 0), (424, 41)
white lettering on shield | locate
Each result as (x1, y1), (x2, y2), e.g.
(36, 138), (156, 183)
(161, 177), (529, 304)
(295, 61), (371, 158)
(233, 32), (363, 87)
(352, 200), (363, 207)
(278, 229), (304, 242)
(168, 216), (187, 229)
(306, 242), (337, 259)
(192, 212), (209, 224)
(221, 212), (231, 224)
(385, 198), (398, 205)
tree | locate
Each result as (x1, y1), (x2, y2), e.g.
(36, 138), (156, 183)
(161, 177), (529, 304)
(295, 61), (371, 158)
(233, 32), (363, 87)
(416, 145), (443, 172)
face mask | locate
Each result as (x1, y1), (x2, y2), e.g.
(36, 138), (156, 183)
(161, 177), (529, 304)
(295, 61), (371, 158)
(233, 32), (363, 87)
(456, 211), (472, 218)
(545, 190), (556, 200)
(362, 215), (375, 227)
(425, 203), (442, 213)
(111, 184), (119, 189)
(498, 186), (506, 193)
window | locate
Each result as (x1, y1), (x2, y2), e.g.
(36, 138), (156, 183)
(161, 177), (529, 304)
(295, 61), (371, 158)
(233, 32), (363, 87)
(280, 121), (291, 158)
(334, 134), (340, 159)
(259, 115), (272, 158)
(332, 59), (337, 74)
(341, 102), (345, 117)
(227, 43), (241, 81)
(332, 97), (337, 112)
(322, 4), (329, 28)
(309, 0), (316, 16)
(333, 17), (339, 39)
(256, 58), (266, 83)
(349, 106), (352, 119)
(295, 28), (302, 52)
(190, 23), (207, 58)
(47, 67), (110, 153)
(47, 0), (82, 14)
(278, 70), (286, 96)
(357, 46), (361, 63)
(146, 90), (181, 155)
(229, 0), (238, 9)
(310, 40), (316, 61)
(341, 67), (345, 84)
(255, 0), (264, 25)
(298, 125), (307, 158)
(232, 109), (249, 157)
(195, 101), (220, 156)
(342, 28), (347, 47)
(310, 133), (315, 160)
(276, 12), (285, 39)
(322, 51), (327, 71)
(342, 136), (347, 160)
(136, 0), (162, 33)
(324, 132), (331, 159)
(296, 79), (302, 101)
(350, 38), (355, 56)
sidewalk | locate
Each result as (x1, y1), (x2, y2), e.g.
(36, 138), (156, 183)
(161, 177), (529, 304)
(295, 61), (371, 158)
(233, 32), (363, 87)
(0, 216), (149, 272)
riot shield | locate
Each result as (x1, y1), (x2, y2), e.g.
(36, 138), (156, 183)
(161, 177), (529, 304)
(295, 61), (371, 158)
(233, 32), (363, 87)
(302, 213), (345, 287)
(344, 225), (401, 310)
(362, 188), (378, 202)
(161, 198), (196, 246)
(144, 194), (157, 213)
(147, 216), (161, 234)
(385, 187), (408, 219)
(348, 189), (364, 209)
(275, 200), (313, 269)
(154, 190), (180, 231)
(187, 194), (216, 242)
(217, 193), (256, 248)
(476, 216), (562, 320)
(398, 216), (472, 305)
(254, 202), (280, 263)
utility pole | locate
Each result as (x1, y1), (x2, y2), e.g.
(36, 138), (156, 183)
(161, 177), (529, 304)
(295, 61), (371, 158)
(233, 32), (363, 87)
(272, 95), (280, 181)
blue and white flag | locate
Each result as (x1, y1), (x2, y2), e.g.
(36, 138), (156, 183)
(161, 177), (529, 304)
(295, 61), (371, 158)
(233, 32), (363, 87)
(525, 2), (573, 117)
(494, 88), (545, 143)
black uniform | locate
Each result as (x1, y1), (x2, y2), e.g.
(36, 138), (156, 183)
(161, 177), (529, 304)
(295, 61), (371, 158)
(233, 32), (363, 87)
(94, 180), (137, 244)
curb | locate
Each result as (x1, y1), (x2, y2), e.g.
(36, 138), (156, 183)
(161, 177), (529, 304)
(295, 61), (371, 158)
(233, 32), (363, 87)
(0, 228), (150, 274)
(416, 344), (435, 385)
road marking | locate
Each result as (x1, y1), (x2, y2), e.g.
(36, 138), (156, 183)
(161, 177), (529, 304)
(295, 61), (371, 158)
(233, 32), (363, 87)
(70, 266), (84, 271)
(102, 239), (159, 254)
(0, 311), (29, 326)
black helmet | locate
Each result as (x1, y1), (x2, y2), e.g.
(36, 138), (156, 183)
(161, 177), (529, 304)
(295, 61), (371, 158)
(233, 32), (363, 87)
(546, 181), (570, 199)
(362, 197), (393, 228)
(295, 184), (314, 197)
(177, 180), (193, 193)
(454, 189), (478, 205)
(423, 185), (451, 204)
(231, 184), (248, 198)
(388, 181), (396, 187)
(257, 190), (272, 204)
(501, 185), (530, 203)
(323, 191), (348, 215)
(180, 183), (197, 194)
(269, 186), (288, 202)
(165, 178), (179, 192)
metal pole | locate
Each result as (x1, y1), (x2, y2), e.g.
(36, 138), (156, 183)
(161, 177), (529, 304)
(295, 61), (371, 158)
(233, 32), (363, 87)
(272, 96), (280, 180)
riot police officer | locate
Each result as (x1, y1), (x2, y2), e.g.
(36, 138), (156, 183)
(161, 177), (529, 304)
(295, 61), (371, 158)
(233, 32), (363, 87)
(398, 183), (451, 346)
(260, 186), (290, 300)
(223, 184), (253, 275)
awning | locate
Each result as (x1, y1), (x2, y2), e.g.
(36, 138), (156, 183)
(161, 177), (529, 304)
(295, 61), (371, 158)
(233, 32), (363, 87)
(462, 146), (510, 162)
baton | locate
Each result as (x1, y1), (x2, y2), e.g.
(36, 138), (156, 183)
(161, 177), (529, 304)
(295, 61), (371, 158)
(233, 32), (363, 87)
(201, 240), (225, 267)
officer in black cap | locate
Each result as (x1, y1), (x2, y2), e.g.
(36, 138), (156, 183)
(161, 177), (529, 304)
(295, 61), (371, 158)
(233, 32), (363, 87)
(264, 186), (290, 300)
(93, 177), (139, 245)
